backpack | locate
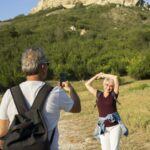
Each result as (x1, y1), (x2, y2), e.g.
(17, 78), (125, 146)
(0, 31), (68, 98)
(3, 84), (55, 150)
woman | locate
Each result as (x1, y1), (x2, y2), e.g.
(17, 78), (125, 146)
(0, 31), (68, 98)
(85, 72), (128, 150)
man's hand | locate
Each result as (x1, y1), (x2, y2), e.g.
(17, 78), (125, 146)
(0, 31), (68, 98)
(60, 81), (73, 92)
(59, 81), (81, 113)
(0, 119), (9, 150)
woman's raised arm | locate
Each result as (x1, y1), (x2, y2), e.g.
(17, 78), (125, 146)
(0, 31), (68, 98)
(85, 73), (104, 97)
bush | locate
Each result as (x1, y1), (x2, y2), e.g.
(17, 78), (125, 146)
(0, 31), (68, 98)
(127, 52), (150, 79)
(0, 5), (150, 90)
(74, 2), (84, 9)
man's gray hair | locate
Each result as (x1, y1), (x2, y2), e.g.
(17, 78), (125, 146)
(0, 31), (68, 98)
(21, 48), (48, 75)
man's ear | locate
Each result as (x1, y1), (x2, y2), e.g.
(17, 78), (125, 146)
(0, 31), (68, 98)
(41, 64), (45, 69)
(39, 64), (47, 71)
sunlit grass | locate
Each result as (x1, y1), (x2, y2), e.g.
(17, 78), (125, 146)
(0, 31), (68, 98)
(0, 77), (150, 149)
(59, 77), (150, 149)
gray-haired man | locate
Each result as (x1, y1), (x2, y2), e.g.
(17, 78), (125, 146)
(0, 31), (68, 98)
(0, 48), (81, 150)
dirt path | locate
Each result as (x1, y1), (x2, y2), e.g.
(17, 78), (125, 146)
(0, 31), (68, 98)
(58, 113), (101, 150)
(58, 112), (150, 150)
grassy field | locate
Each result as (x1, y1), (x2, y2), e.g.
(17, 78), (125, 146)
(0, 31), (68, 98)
(58, 77), (150, 150)
(0, 77), (150, 149)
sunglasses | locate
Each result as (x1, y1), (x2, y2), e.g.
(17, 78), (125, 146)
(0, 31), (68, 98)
(39, 62), (49, 66)
(45, 62), (49, 66)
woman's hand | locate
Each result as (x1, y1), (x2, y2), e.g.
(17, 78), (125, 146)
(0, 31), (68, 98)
(95, 72), (105, 79)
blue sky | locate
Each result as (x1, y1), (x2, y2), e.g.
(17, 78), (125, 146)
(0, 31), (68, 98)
(0, 0), (150, 21)
(0, 0), (39, 21)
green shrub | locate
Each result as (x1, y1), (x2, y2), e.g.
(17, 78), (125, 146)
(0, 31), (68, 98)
(127, 52), (150, 79)
(0, 5), (150, 90)
(74, 2), (84, 9)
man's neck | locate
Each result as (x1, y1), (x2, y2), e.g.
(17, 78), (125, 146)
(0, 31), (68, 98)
(26, 75), (41, 81)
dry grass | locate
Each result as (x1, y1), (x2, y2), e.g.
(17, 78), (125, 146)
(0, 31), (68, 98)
(58, 77), (150, 150)
(0, 77), (150, 149)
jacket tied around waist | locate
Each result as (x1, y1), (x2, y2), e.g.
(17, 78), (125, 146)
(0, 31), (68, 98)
(93, 112), (128, 140)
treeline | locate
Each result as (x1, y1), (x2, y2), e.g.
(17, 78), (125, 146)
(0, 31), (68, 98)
(0, 4), (150, 91)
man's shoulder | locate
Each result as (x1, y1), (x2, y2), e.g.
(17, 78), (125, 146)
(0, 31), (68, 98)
(51, 86), (65, 94)
(3, 88), (11, 97)
(19, 81), (45, 86)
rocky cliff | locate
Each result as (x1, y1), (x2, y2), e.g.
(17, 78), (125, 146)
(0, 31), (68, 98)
(31, 0), (140, 13)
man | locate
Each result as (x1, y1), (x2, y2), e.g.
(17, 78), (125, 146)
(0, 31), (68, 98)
(0, 48), (81, 150)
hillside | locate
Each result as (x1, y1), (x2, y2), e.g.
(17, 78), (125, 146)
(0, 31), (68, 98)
(0, 4), (150, 91)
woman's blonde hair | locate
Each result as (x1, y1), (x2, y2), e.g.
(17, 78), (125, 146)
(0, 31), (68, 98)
(103, 78), (114, 86)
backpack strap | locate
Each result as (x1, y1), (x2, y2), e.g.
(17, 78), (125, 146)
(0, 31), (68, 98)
(94, 90), (103, 108)
(111, 92), (121, 105)
(110, 92), (117, 100)
(31, 84), (53, 111)
(50, 127), (56, 145)
(31, 84), (55, 145)
(10, 85), (29, 114)
(10, 84), (53, 114)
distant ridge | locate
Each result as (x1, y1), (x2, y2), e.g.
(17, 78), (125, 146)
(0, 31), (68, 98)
(31, 0), (142, 13)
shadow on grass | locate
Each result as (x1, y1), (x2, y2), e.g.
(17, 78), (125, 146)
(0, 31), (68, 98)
(120, 81), (134, 86)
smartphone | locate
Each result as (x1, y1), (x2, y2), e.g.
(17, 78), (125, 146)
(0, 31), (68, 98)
(59, 73), (67, 86)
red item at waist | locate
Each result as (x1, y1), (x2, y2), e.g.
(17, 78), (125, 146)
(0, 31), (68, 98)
(104, 120), (118, 127)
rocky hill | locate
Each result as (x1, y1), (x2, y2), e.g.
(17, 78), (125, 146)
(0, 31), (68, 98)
(31, 0), (141, 13)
